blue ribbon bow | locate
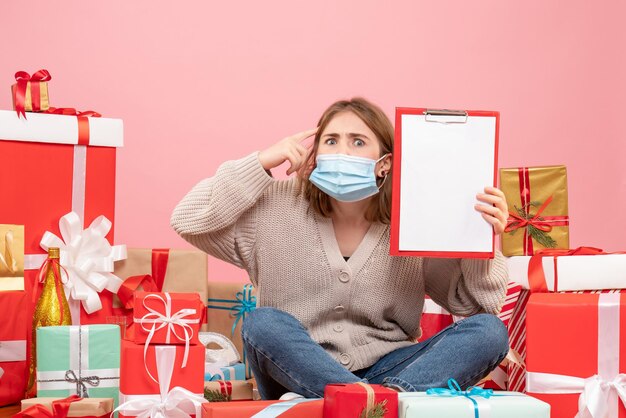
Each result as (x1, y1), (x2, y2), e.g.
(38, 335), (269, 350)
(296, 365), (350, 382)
(207, 284), (257, 377)
(426, 379), (493, 418)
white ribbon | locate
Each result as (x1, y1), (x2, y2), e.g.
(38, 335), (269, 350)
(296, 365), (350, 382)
(36, 211), (127, 317)
(527, 293), (626, 418)
(0, 340), (27, 381)
(135, 293), (199, 383)
(114, 346), (206, 418)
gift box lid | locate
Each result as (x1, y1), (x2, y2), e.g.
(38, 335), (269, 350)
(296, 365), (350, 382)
(0, 109), (123, 147)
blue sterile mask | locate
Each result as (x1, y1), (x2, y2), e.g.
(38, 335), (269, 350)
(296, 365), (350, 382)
(309, 153), (389, 202)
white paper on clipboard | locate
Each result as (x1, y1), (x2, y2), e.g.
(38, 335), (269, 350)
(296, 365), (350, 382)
(398, 113), (496, 253)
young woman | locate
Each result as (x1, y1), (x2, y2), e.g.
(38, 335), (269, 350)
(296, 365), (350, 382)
(171, 98), (510, 399)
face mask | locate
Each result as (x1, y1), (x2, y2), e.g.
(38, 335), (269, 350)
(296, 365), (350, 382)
(309, 153), (389, 202)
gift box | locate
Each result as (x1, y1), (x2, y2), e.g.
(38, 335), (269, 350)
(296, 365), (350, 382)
(420, 296), (454, 341)
(205, 362), (246, 381)
(207, 282), (256, 377)
(36, 325), (120, 406)
(132, 291), (204, 346)
(120, 338), (204, 396)
(526, 292), (626, 418)
(20, 397), (113, 418)
(0, 109), (125, 325)
(0, 224), (25, 291)
(201, 399), (323, 418)
(500, 166), (569, 256)
(113, 248), (209, 330)
(118, 341), (205, 418)
(324, 383), (398, 418)
(0, 291), (28, 406)
(398, 389), (550, 417)
(11, 70), (51, 116)
(204, 380), (254, 401)
(507, 249), (626, 291)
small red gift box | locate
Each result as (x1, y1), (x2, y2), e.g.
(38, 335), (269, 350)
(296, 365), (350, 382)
(132, 291), (204, 346)
(201, 399), (323, 418)
(324, 383), (398, 418)
(0, 291), (28, 406)
(526, 292), (626, 418)
(119, 339), (204, 397)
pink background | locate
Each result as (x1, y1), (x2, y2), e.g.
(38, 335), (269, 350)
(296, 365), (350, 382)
(2, 1), (624, 283)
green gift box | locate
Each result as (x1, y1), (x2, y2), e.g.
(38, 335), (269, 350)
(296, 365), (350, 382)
(398, 390), (550, 417)
(36, 325), (120, 408)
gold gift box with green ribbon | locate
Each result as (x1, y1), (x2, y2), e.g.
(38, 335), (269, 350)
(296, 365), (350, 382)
(500, 166), (569, 256)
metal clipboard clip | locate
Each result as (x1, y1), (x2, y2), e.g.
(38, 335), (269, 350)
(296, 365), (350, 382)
(424, 109), (468, 124)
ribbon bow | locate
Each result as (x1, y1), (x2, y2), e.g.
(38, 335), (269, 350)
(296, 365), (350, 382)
(14, 69), (51, 118)
(578, 374), (626, 418)
(505, 195), (555, 234)
(14, 395), (81, 418)
(0, 230), (18, 274)
(230, 285), (257, 335)
(136, 293), (199, 383)
(39, 212), (127, 314)
(64, 369), (100, 398)
(427, 379), (493, 418)
(114, 346), (206, 418)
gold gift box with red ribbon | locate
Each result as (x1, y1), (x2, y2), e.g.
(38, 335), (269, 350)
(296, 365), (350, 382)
(11, 69), (51, 116)
(500, 166), (570, 256)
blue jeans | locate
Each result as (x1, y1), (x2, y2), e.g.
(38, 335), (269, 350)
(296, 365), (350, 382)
(242, 307), (509, 399)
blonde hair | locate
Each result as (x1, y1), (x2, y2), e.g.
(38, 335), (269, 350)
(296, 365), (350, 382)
(297, 97), (394, 224)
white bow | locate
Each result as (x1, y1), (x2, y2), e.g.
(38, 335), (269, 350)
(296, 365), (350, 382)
(576, 374), (626, 418)
(135, 293), (199, 383)
(39, 212), (127, 314)
(114, 346), (206, 418)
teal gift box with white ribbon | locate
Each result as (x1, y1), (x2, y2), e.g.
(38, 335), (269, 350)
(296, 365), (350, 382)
(205, 362), (246, 381)
(36, 325), (120, 407)
(398, 382), (551, 418)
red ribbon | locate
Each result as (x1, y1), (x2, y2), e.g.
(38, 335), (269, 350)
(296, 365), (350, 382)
(218, 380), (233, 397)
(14, 395), (82, 418)
(32, 257), (70, 324)
(45, 107), (102, 146)
(505, 167), (569, 255)
(13, 69), (51, 118)
(527, 247), (619, 292)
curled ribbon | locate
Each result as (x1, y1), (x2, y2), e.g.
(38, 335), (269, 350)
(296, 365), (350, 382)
(14, 69), (51, 118)
(136, 293), (199, 383)
(114, 346), (206, 418)
(64, 369), (100, 397)
(426, 379), (493, 418)
(39, 212), (127, 314)
(0, 230), (18, 274)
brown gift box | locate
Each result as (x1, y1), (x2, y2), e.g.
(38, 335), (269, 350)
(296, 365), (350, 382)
(112, 248), (209, 330)
(204, 380), (254, 401)
(11, 81), (50, 113)
(207, 282), (256, 377)
(500, 166), (569, 256)
(0, 224), (24, 291)
(20, 398), (113, 417)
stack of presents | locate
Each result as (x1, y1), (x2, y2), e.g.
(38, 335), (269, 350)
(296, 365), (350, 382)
(0, 70), (624, 417)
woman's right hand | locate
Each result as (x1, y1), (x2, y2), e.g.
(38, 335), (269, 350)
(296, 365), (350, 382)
(258, 128), (318, 175)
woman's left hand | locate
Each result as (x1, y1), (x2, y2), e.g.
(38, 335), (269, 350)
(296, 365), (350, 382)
(475, 187), (509, 235)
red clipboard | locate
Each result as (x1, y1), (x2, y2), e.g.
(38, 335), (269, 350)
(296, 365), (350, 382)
(390, 107), (500, 259)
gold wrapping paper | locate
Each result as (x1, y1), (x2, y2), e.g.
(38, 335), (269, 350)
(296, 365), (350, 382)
(20, 398), (113, 417)
(0, 224), (24, 291)
(500, 166), (569, 256)
(112, 248), (209, 329)
(206, 281), (257, 364)
(204, 380), (254, 401)
(11, 82), (50, 112)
